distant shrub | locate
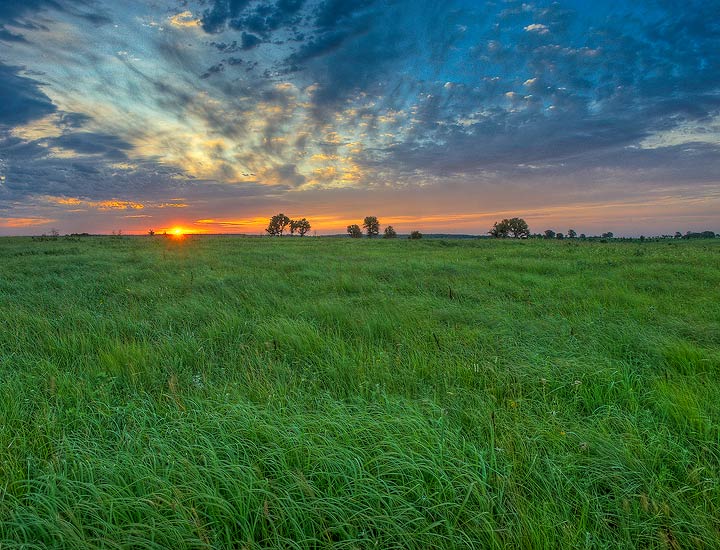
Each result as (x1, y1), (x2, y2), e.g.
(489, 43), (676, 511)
(684, 231), (716, 239)
(409, 230), (423, 240)
(383, 225), (397, 239)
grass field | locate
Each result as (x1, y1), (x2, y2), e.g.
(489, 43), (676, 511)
(0, 235), (718, 549)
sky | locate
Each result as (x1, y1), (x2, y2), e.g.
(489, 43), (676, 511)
(1, 0), (719, 236)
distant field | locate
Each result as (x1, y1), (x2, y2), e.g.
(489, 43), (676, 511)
(0, 236), (718, 549)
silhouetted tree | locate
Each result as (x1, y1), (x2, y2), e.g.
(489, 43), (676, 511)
(347, 224), (362, 238)
(544, 229), (556, 239)
(601, 232), (614, 239)
(296, 218), (311, 236)
(489, 217), (529, 238)
(148, 229), (155, 236)
(556, 232), (564, 240)
(383, 225), (397, 239)
(567, 229), (577, 239)
(409, 230), (423, 240)
(684, 230), (717, 239)
(489, 219), (510, 238)
(508, 217), (530, 238)
(363, 216), (380, 238)
(674, 231), (682, 239)
(579, 233), (586, 239)
(266, 213), (291, 236)
(289, 220), (299, 235)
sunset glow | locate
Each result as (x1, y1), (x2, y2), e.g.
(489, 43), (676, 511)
(0, 1), (718, 236)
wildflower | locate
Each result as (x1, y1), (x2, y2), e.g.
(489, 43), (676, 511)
(574, 380), (581, 387)
(540, 378), (548, 386)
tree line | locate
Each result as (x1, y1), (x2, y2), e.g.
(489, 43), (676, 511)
(346, 216), (422, 239)
(261, 213), (717, 240)
(488, 218), (717, 240)
(264, 213), (423, 238)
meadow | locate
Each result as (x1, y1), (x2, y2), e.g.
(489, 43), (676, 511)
(0, 235), (718, 549)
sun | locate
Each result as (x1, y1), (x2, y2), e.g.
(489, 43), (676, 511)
(171, 227), (186, 238)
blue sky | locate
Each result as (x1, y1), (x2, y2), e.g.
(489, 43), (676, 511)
(1, 0), (719, 235)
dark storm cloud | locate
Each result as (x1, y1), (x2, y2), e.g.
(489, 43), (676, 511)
(200, 0), (306, 35)
(240, 31), (261, 49)
(0, 0), (109, 42)
(0, 0), (62, 27)
(0, 63), (56, 125)
(0, 26), (25, 42)
(0, 129), (188, 202)
(265, 163), (306, 187)
(311, 0), (720, 179)
(48, 132), (134, 159)
(286, 0), (402, 106)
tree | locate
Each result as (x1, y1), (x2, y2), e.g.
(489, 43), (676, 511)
(489, 217), (529, 238)
(579, 233), (586, 239)
(295, 218), (311, 236)
(383, 225), (397, 239)
(556, 232), (564, 240)
(347, 224), (362, 238)
(363, 216), (380, 238)
(674, 231), (682, 239)
(489, 219), (510, 238)
(148, 229), (155, 236)
(567, 229), (577, 239)
(507, 217), (530, 238)
(544, 229), (556, 239)
(409, 230), (423, 239)
(266, 213), (290, 236)
(601, 232), (614, 239)
(289, 220), (299, 235)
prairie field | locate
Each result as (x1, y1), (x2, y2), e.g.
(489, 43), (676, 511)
(0, 235), (718, 549)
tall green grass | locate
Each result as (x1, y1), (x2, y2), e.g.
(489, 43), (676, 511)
(0, 236), (718, 548)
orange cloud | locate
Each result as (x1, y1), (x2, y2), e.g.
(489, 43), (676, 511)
(196, 217), (268, 228)
(0, 217), (56, 228)
(45, 196), (187, 210)
(169, 11), (201, 28)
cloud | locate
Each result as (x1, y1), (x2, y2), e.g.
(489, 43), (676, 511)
(169, 10), (201, 28)
(0, 63), (56, 125)
(0, 216), (56, 228)
(240, 31), (261, 50)
(0, 0), (110, 42)
(48, 132), (134, 159)
(524, 23), (549, 35)
(200, 0), (306, 35)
